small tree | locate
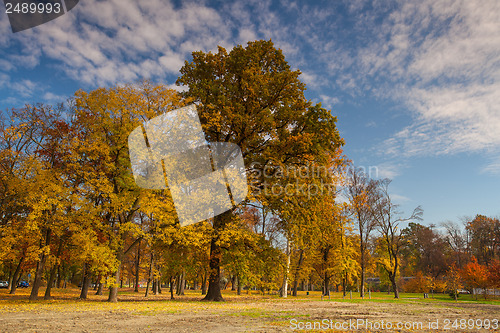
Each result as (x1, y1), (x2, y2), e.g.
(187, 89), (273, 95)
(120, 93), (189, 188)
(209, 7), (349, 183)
(460, 257), (490, 299)
(446, 263), (462, 300)
(371, 179), (423, 299)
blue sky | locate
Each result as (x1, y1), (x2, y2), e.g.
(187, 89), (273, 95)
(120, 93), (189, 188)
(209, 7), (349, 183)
(1, 0), (499, 228)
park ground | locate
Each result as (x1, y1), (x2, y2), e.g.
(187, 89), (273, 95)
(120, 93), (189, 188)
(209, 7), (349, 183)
(0, 288), (499, 332)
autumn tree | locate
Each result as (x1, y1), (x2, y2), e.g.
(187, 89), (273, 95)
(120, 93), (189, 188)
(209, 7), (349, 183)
(466, 215), (500, 265)
(460, 256), (490, 299)
(446, 263), (462, 300)
(442, 220), (468, 268)
(345, 166), (379, 297)
(401, 223), (449, 278)
(68, 82), (183, 302)
(177, 40), (343, 301)
(371, 179), (423, 299)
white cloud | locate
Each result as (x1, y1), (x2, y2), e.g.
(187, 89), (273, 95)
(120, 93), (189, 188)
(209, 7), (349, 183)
(319, 94), (340, 110)
(367, 0), (500, 157)
(390, 193), (411, 203)
(481, 157), (500, 175)
(375, 162), (402, 179)
(43, 92), (69, 104)
(2, 0), (231, 87)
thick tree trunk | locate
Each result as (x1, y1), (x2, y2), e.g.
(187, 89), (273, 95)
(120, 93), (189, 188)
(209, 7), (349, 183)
(96, 281), (104, 295)
(108, 263), (121, 302)
(202, 235), (224, 301)
(30, 228), (51, 300)
(79, 264), (90, 299)
(231, 275), (237, 291)
(202, 211), (231, 301)
(179, 272), (185, 295)
(237, 274), (242, 295)
(323, 273), (330, 296)
(9, 255), (24, 295)
(389, 272), (399, 299)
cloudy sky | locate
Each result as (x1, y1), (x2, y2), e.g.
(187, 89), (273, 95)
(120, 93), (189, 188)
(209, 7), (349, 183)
(1, 0), (499, 227)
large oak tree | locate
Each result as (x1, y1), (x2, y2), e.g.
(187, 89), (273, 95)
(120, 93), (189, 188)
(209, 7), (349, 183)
(177, 40), (343, 301)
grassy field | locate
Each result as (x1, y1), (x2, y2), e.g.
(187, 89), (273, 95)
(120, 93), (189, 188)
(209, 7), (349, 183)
(1, 288), (499, 332)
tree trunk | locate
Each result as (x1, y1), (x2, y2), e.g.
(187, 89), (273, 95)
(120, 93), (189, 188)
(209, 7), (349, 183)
(145, 252), (153, 297)
(96, 281), (104, 295)
(389, 273), (399, 299)
(231, 275), (237, 291)
(79, 264), (90, 299)
(202, 211), (231, 301)
(30, 228), (51, 300)
(201, 271), (207, 295)
(280, 237), (291, 298)
(237, 274), (242, 295)
(108, 263), (121, 302)
(342, 274), (347, 297)
(45, 237), (63, 300)
(360, 247), (365, 298)
(178, 271), (185, 295)
(9, 255), (24, 295)
(292, 249), (304, 296)
(134, 241), (141, 292)
(323, 272), (330, 296)
(153, 278), (159, 295)
(56, 264), (62, 288)
(169, 276), (175, 299)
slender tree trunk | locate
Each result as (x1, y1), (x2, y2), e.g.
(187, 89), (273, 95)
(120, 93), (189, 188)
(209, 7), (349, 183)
(201, 270), (207, 295)
(202, 211), (231, 301)
(280, 237), (291, 298)
(176, 273), (181, 295)
(145, 252), (153, 297)
(30, 228), (51, 300)
(7, 261), (13, 290)
(193, 277), (198, 290)
(169, 276), (175, 299)
(360, 243), (365, 298)
(56, 264), (63, 288)
(134, 241), (141, 292)
(9, 255), (24, 295)
(342, 274), (347, 297)
(45, 237), (63, 300)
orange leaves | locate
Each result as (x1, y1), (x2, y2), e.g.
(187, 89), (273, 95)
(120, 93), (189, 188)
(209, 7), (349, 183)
(460, 256), (490, 291)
